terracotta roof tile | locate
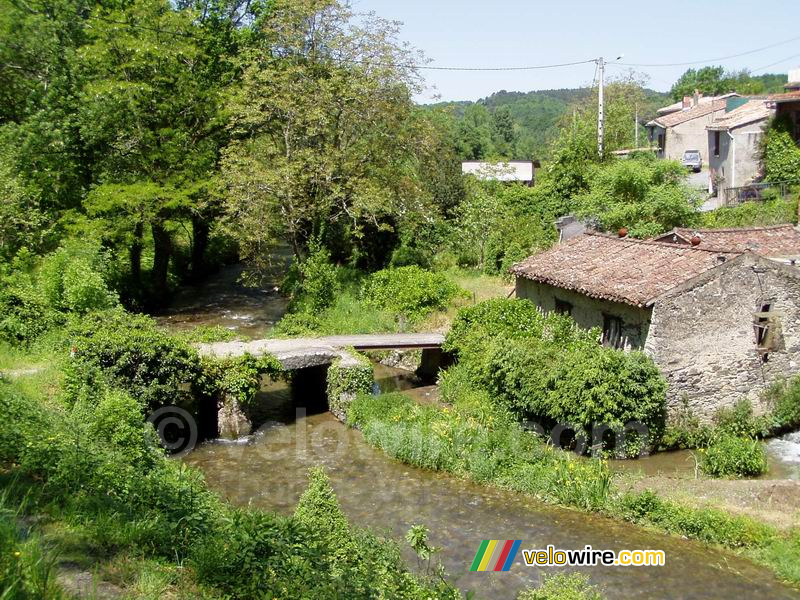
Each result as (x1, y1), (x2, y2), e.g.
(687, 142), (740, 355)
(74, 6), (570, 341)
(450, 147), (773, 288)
(707, 100), (773, 130)
(510, 233), (739, 307)
(650, 100), (727, 128)
(654, 225), (800, 256)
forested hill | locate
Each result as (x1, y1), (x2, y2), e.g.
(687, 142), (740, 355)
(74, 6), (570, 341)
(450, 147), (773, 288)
(427, 87), (669, 160)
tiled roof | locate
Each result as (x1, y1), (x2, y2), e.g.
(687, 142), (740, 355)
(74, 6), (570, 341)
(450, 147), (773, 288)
(653, 225), (800, 257)
(510, 233), (739, 307)
(707, 100), (773, 130)
(648, 100), (727, 128)
(769, 91), (800, 103)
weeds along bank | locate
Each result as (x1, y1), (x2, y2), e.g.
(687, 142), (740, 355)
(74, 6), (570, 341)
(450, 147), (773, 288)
(0, 318), (462, 599)
(347, 298), (800, 586)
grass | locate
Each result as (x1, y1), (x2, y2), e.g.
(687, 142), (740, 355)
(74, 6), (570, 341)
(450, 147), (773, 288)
(272, 267), (510, 337)
(348, 383), (800, 589)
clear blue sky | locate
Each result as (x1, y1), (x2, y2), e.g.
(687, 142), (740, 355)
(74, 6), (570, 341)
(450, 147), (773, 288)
(354, 0), (800, 103)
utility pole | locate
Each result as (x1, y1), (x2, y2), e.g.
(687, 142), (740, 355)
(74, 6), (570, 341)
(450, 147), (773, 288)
(597, 57), (605, 159)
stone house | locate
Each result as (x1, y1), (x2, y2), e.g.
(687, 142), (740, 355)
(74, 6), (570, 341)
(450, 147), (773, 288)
(646, 93), (737, 162)
(706, 99), (774, 198)
(511, 229), (800, 422)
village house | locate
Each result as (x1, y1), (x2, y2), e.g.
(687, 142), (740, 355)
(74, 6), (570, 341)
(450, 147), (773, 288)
(461, 160), (539, 186)
(511, 228), (800, 422)
(646, 93), (738, 162)
(706, 98), (774, 198)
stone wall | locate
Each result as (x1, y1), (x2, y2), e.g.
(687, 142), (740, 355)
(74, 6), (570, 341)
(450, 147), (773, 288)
(645, 254), (800, 422)
(516, 279), (652, 350)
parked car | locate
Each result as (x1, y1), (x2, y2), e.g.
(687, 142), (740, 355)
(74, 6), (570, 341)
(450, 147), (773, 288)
(682, 150), (702, 173)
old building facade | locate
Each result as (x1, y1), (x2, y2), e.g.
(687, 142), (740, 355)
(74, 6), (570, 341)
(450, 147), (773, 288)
(512, 229), (800, 422)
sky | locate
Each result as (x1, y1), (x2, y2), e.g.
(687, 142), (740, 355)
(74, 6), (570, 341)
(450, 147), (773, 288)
(353, 0), (800, 103)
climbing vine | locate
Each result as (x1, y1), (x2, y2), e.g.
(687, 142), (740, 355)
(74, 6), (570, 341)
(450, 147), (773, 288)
(196, 353), (283, 410)
(326, 351), (373, 421)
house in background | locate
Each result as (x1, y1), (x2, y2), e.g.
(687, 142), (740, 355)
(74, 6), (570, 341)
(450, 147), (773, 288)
(511, 231), (800, 421)
(771, 90), (800, 144)
(461, 160), (539, 186)
(706, 98), (774, 197)
(646, 93), (737, 161)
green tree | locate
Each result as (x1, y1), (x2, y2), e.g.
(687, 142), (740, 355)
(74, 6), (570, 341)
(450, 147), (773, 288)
(456, 103), (496, 159)
(222, 0), (433, 271)
(77, 0), (226, 301)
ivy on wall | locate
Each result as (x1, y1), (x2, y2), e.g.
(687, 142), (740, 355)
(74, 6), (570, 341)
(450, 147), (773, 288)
(197, 353), (283, 410)
(326, 351), (373, 421)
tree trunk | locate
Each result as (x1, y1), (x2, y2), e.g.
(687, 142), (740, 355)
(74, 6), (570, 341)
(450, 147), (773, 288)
(130, 221), (144, 286)
(151, 221), (172, 302)
(190, 214), (210, 282)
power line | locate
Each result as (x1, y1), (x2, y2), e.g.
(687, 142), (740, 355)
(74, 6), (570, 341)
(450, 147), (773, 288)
(616, 34), (800, 68)
(751, 53), (800, 74)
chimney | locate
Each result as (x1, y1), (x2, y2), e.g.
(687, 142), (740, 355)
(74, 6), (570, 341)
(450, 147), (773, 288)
(787, 67), (800, 92)
(693, 90), (701, 107)
(682, 96), (692, 110)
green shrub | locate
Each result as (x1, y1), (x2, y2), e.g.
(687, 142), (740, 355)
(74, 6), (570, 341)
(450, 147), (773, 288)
(699, 196), (798, 228)
(518, 573), (605, 600)
(446, 299), (667, 449)
(293, 240), (340, 313)
(763, 118), (800, 183)
(326, 353), (373, 420)
(195, 353), (282, 411)
(700, 433), (767, 478)
(349, 392), (613, 511)
(617, 490), (774, 548)
(765, 377), (800, 431)
(361, 266), (464, 321)
(64, 309), (200, 411)
(272, 310), (324, 336)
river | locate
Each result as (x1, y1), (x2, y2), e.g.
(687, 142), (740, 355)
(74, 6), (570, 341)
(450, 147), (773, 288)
(163, 264), (800, 599)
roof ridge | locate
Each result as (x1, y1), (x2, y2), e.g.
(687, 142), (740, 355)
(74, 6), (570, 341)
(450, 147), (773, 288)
(678, 224), (796, 233)
(584, 231), (741, 254)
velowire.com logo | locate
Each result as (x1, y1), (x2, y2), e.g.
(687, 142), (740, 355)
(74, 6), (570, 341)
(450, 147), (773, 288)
(469, 540), (522, 572)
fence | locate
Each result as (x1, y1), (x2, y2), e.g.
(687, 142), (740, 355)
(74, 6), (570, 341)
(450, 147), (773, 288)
(722, 181), (800, 206)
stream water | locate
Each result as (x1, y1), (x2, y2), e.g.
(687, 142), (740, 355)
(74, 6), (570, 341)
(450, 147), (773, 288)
(167, 264), (800, 599)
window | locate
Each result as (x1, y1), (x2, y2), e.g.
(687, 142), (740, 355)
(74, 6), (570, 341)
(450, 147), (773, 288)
(554, 298), (573, 316)
(657, 133), (664, 151)
(754, 303), (779, 359)
(602, 314), (623, 349)
(714, 131), (721, 157)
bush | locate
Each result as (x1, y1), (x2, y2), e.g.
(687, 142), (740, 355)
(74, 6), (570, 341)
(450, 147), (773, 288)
(446, 299), (667, 449)
(617, 490), (773, 548)
(518, 573), (604, 600)
(292, 240), (340, 313)
(349, 391), (613, 511)
(64, 309), (200, 411)
(361, 266), (464, 321)
(700, 433), (767, 478)
(763, 118), (800, 183)
(326, 353), (373, 420)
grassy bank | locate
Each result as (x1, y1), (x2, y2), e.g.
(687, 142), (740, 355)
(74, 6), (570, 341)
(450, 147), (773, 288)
(348, 385), (800, 587)
(0, 314), (463, 599)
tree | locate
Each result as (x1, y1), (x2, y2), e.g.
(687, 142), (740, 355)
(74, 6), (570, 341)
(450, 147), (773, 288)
(669, 66), (786, 101)
(455, 103), (496, 159)
(222, 0), (432, 273)
(77, 0), (226, 301)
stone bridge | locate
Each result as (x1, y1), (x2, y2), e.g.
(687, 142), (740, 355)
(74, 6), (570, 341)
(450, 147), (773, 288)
(196, 333), (449, 438)
(196, 333), (446, 372)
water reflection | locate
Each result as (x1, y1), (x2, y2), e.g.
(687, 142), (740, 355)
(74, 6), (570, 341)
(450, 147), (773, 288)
(183, 365), (800, 600)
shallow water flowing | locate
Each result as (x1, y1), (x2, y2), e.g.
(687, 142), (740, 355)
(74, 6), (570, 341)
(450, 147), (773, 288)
(170, 265), (800, 599)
